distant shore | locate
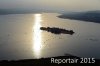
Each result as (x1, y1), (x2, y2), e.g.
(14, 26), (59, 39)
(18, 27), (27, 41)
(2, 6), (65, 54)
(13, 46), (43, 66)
(58, 11), (100, 23)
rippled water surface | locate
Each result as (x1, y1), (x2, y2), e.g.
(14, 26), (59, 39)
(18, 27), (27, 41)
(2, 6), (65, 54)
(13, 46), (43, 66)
(0, 13), (100, 60)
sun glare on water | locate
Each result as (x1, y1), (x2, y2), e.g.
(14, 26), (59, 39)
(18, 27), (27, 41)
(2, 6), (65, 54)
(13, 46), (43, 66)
(33, 14), (42, 58)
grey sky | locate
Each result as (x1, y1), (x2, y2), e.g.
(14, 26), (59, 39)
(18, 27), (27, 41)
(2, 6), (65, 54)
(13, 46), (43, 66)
(0, 0), (100, 11)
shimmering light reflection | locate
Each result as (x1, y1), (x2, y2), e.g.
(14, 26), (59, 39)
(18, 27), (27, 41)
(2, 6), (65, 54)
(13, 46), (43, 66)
(33, 14), (42, 58)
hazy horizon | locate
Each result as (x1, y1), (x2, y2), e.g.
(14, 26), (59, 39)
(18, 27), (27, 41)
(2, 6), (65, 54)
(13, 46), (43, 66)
(0, 0), (100, 12)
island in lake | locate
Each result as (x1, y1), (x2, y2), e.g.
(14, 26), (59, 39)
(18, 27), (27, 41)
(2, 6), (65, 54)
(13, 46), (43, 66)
(40, 27), (74, 35)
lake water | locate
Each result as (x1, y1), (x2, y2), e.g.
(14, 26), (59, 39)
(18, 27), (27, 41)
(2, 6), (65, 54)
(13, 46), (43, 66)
(0, 13), (100, 60)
